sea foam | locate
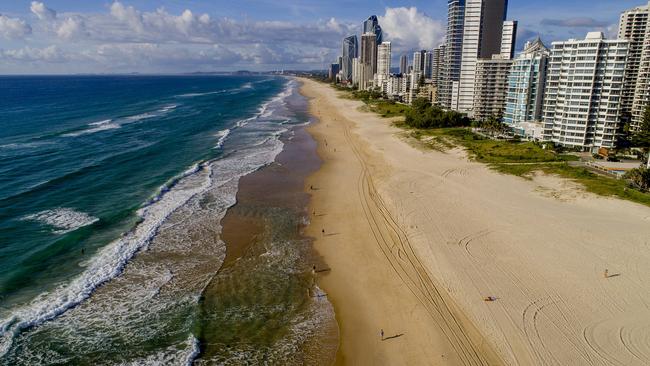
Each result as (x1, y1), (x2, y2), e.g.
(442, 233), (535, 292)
(24, 208), (99, 234)
(0, 77), (300, 361)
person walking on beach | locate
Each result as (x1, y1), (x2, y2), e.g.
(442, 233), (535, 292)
(322, 229), (325, 235)
(604, 269), (609, 278)
(380, 329), (384, 341)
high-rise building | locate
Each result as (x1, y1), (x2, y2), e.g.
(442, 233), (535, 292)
(352, 57), (361, 86)
(457, 0), (509, 114)
(504, 38), (550, 130)
(542, 32), (629, 151)
(363, 15), (383, 75)
(341, 35), (358, 82)
(413, 50), (426, 73)
(360, 32), (378, 90)
(328, 63), (340, 81)
(500, 20), (518, 59)
(363, 15), (383, 44)
(439, 0), (466, 108)
(377, 42), (392, 76)
(432, 45), (446, 89)
(400, 54), (409, 74)
(618, 1), (650, 131)
(473, 55), (512, 121)
(423, 51), (434, 79)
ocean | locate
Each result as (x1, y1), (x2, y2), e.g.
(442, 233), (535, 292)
(0, 75), (336, 364)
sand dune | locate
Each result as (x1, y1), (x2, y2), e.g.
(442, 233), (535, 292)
(300, 78), (650, 366)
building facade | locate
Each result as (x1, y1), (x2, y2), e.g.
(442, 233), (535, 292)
(423, 51), (434, 79)
(377, 42), (392, 76)
(504, 38), (550, 130)
(473, 55), (512, 121)
(500, 20), (518, 59)
(341, 35), (358, 82)
(542, 32), (629, 150)
(399, 54), (409, 74)
(457, 0), (509, 114)
(439, 0), (466, 108)
(432, 45), (446, 89)
(413, 50), (425, 73)
(618, 1), (650, 131)
(359, 33), (378, 90)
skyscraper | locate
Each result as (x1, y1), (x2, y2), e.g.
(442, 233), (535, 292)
(432, 46), (446, 88)
(439, 0), (466, 108)
(500, 20), (518, 59)
(360, 32), (378, 90)
(400, 54), (409, 74)
(341, 35), (358, 82)
(618, 1), (650, 131)
(542, 32), (629, 150)
(413, 50), (426, 73)
(457, 0), (509, 114)
(363, 15), (383, 44)
(423, 51), (434, 79)
(377, 42), (392, 76)
(504, 38), (550, 129)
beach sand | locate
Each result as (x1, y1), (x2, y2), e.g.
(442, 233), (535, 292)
(300, 78), (650, 366)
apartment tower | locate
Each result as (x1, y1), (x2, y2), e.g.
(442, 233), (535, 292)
(400, 54), (409, 74)
(457, 0), (509, 114)
(542, 32), (629, 150)
(504, 38), (550, 129)
(360, 33), (378, 90)
(439, 0), (466, 108)
(618, 1), (650, 131)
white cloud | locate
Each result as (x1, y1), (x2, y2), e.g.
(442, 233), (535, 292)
(30, 1), (57, 21)
(379, 7), (445, 51)
(110, 1), (144, 33)
(0, 14), (32, 39)
(57, 17), (87, 40)
(1, 45), (66, 62)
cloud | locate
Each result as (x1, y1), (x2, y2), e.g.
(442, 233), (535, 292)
(110, 1), (144, 33)
(30, 1), (57, 20)
(379, 7), (445, 52)
(0, 1), (361, 72)
(57, 17), (87, 40)
(0, 14), (32, 39)
(1, 45), (66, 62)
(540, 17), (609, 28)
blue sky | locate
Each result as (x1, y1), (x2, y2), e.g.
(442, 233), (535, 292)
(0, 0), (646, 73)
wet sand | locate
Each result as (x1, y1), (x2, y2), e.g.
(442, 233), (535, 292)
(198, 125), (338, 364)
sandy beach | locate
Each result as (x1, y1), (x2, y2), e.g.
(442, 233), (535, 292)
(300, 78), (650, 366)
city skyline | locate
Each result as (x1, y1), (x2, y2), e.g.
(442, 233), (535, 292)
(0, 0), (647, 74)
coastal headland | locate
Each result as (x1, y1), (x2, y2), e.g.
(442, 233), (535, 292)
(300, 78), (650, 365)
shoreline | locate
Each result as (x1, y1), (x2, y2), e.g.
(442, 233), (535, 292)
(299, 78), (650, 365)
(299, 79), (501, 365)
(197, 93), (338, 363)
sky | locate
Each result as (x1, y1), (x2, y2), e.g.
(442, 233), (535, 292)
(0, 0), (646, 74)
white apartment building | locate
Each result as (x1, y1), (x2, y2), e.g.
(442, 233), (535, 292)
(542, 32), (629, 151)
(456, 0), (508, 114)
(500, 20), (518, 59)
(377, 42), (392, 77)
(618, 1), (650, 131)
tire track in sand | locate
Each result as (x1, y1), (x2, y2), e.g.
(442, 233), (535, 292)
(335, 110), (501, 366)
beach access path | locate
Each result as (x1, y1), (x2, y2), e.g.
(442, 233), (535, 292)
(300, 78), (650, 366)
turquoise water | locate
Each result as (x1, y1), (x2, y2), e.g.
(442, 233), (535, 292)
(0, 75), (334, 364)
